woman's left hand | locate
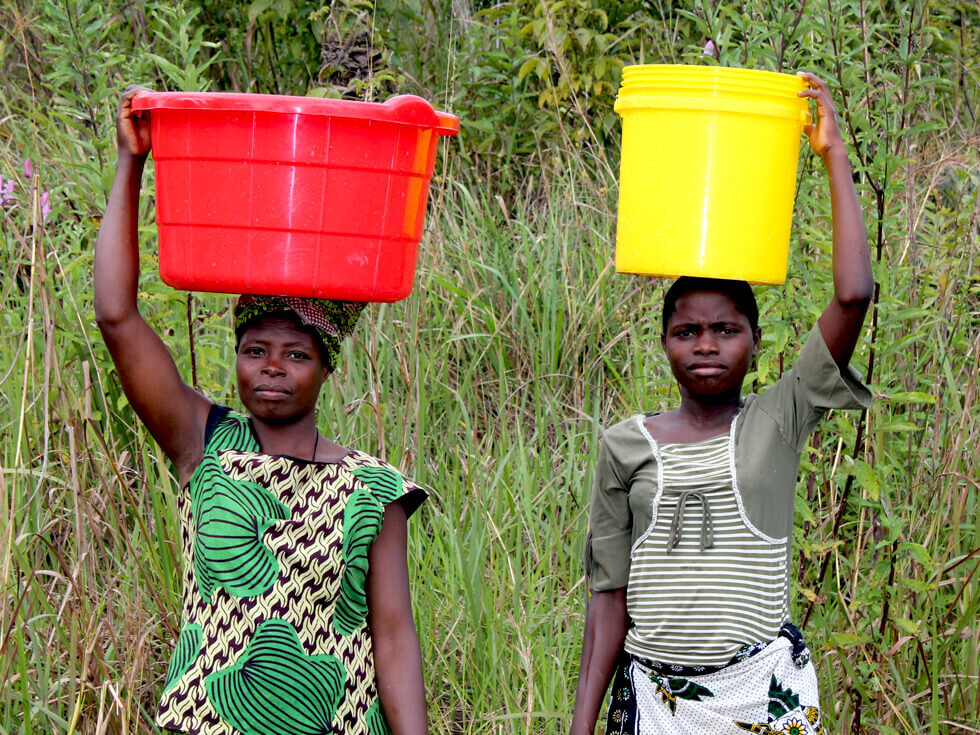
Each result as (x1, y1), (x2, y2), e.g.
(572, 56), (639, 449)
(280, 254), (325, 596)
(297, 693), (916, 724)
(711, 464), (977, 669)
(797, 71), (845, 160)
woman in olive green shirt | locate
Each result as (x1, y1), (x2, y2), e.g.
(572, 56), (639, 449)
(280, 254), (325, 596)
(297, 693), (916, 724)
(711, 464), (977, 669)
(570, 72), (873, 735)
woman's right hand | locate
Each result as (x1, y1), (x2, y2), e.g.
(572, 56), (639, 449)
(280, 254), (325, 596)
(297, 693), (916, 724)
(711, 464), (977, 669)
(117, 84), (152, 158)
(570, 588), (628, 735)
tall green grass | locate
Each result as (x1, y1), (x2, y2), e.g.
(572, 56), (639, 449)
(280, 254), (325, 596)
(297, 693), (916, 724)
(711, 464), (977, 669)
(2, 1), (978, 733)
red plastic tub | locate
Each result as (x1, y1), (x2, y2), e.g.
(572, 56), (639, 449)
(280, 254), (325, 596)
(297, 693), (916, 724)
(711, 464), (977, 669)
(131, 92), (459, 301)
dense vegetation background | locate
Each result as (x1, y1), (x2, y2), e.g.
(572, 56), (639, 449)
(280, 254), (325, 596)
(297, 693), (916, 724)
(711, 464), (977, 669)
(1, 0), (978, 733)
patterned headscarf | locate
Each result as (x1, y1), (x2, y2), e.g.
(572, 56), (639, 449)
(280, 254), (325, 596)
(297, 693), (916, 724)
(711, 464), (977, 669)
(234, 295), (366, 373)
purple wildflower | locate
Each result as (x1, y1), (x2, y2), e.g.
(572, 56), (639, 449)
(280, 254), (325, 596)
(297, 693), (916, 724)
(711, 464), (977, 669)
(40, 191), (51, 221)
(0, 176), (13, 205)
(24, 159), (34, 178)
(702, 40), (717, 58)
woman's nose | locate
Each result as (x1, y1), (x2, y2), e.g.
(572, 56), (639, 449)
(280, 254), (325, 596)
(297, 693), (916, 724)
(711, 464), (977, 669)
(261, 359), (285, 376)
(694, 334), (718, 353)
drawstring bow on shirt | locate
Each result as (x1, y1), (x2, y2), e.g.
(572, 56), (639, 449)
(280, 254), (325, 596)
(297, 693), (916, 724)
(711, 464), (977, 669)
(666, 489), (714, 553)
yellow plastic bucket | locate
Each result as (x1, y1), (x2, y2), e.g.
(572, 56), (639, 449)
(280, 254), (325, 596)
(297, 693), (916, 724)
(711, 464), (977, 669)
(614, 65), (809, 284)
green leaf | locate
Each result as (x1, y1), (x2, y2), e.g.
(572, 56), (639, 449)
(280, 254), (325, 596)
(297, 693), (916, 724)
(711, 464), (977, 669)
(147, 53), (183, 79)
(517, 57), (539, 83)
(894, 617), (921, 635)
(900, 578), (937, 593)
(829, 632), (868, 648)
(899, 542), (933, 566)
(248, 0), (275, 24)
(756, 350), (771, 386)
(462, 119), (496, 133)
(809, 539), (844, 554)
(846, 458), (880, 501)
(873, 421), (920, 433)
(879, 391), (936, 404)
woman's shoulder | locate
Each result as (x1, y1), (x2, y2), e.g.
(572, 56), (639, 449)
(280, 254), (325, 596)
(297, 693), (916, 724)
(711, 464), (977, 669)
(746, 323), (871, 408)
(342, 450), (429, 516)
(599, 414), (652, 460)
(603, 414), (646, 439)
(603, 412), (644, 436)
(343, 448), (407, 473)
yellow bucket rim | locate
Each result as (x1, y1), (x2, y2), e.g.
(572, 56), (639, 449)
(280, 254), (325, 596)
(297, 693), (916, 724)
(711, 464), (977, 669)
(620, 64), (805, 87)
(615, 65), (809, 122)
(618, 81), (806, 102)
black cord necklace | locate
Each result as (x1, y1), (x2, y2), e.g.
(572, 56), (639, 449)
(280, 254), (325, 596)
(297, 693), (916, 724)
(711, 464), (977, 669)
(312, 431), (319, 462)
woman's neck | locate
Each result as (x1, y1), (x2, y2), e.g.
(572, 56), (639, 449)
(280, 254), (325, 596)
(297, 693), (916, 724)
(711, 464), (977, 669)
(251, 413), (319, 459)
(676, 391), (742, 429)
(645, 397), (742, 444)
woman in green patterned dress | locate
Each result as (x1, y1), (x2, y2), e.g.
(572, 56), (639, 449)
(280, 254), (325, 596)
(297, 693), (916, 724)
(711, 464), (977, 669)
(95, 85), (429, 735)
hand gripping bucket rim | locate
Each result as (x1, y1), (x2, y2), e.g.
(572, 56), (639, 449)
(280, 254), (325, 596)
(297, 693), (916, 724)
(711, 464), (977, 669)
(613, 64), (810, 285)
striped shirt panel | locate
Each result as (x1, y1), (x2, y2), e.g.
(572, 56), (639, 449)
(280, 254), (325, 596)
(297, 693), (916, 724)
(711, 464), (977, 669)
(624, 432), (790, 667)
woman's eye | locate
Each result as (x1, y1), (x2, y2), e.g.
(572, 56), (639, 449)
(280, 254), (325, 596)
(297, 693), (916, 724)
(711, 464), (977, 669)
(288, 351), (310, 360)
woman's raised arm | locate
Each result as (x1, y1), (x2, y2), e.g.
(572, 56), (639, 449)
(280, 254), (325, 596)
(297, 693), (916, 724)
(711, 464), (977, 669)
(798, 72), (874, 368)
(94, 86), (211, 481)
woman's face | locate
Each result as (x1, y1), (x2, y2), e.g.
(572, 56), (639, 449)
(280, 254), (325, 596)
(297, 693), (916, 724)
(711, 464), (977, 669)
(236, 316), (329, 423)
(661, 290), (760, 401)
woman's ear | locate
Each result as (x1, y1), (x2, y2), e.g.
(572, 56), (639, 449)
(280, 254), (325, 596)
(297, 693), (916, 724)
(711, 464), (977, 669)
(752, 327), (762, 353)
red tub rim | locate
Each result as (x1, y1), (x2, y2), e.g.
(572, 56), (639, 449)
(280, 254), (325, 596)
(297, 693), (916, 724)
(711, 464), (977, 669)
(131, 92), (460, 135)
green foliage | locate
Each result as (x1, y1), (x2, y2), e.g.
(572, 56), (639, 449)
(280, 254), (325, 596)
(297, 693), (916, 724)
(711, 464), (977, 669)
(517, 0), (624, 119)
(193, 0), (322, 94)
(448, 5), (543, 190)
(451, 0), (645, 186)
(145, 4), (221, 92)
(308, 0), (405, 100)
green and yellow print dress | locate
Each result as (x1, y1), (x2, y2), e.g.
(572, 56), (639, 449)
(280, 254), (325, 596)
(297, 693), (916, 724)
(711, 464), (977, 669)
(156, 407), (427, 735)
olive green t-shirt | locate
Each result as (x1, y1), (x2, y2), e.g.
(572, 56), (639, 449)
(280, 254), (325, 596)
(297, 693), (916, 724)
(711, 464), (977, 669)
(585, 324), (873, 593)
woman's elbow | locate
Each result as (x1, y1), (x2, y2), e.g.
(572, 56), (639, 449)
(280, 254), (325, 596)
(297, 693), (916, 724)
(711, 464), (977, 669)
(95, 302), (141, 340)
(836, 278), (874, 308)
(95, 305), (127, 333)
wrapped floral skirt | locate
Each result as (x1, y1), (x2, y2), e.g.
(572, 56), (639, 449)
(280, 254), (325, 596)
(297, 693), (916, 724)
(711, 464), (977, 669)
(605, 624), (824, 735)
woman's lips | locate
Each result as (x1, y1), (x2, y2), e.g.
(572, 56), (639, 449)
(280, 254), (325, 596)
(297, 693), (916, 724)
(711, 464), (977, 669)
(690, 364), (725, 376)
(254, 385), (289, 396)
